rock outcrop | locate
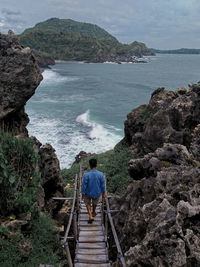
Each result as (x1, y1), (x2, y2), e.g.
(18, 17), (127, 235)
(0, 31), (43, 136)
(32, 49), (55, 69)
(39, 144), (64, 214)
(0, 32), (64, 213)
(112, 83), (200, 266)
(119, 84), (200, 155)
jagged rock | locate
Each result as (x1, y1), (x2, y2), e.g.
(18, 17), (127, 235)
(19, 240), (33, 257)
(2, 219), (29, 232)
(32, 49), (55, 69)
(119, 83), (200, 155)
(128, 143), (191, 180)
(73, 150), (93, 165)
(112, 164), (200, 266)
(37, 183), (45, 209)
(112, 82), (200, 266)
(0, 32), (42, 136)
(55, 200), (70, 226)
(190, 124), (200, 161)
(39, 144), (64, 214)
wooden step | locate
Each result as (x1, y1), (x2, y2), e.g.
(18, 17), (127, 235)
(76, 248), (107, 255)
(79, 235), (105, 243)
(74, 263), (110, 267)
(79, 231), (103, 236)
(80, 214), (102, 221)
(80, 212), (101, 216)
(79, 220), (102, 226)
(79, 225), (103, 231)
(80, 208), (101, 213)
(75, 253), (108, 264)
(77, 242), (106, 249)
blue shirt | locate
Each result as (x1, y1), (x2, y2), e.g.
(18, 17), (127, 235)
(81, 169), (105, 199)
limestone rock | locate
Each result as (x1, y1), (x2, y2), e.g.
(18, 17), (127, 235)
(2, 219), (29, 232)
(19, 240), (33, 257)
(112, 83), (200, 266)
(73, 150), (93, 165)
(0, 32), (42, 136)
(120, 83), (200, 155)
(39, 143), (64, 214)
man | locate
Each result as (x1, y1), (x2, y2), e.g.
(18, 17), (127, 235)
(81, 158), (106, 223)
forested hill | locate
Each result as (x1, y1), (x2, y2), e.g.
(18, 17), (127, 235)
(19, 18), (153, 62)
(29, 18), (118, 44)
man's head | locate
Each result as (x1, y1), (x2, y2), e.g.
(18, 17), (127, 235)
(89, 158), (97, 169)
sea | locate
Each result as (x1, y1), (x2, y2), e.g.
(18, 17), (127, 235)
(26, 54), (200, 169)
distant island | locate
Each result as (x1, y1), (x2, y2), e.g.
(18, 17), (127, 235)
(19, 18), (154, 64)
(151, 48), (200, 54)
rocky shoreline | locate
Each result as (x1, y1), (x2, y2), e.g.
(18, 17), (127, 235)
(1, 31), (200, 267)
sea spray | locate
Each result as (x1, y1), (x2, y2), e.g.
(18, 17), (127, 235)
(41, 69), (79, 86)
(28, 109), (122, 168)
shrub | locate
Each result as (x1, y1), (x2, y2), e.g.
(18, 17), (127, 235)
(0, 214), (65, 267)
(0, 131), (41, 216)
(62, 146), (135, 195)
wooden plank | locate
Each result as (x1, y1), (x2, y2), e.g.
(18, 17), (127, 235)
(80, 210), (101, 213)
(77, 242), (106, 249)
(79, 235), (105, 243)
(79, 220), (102, 226)
(76, 248), (107, 255)
(80, 225), (103, 231)
(75, 263), (110, 267)
(75, 254), (108, 263)
(79, 231), (103, 236)
(80, 210), (101, 215)
(80, 214), (102, 221)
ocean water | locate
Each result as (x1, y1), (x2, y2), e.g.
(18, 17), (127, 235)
(26, 54), (200, 168)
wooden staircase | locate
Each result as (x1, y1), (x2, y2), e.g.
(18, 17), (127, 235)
(74, 201), (110, 266)
(57, 169), (126, 267)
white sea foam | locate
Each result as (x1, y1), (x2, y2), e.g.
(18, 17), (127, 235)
(76, 110), (122, 150)
(27, 109), (123, 169)
(41, 69), (79, 85)
(76, 110), (92, 127)
(103, 61), (118, 64)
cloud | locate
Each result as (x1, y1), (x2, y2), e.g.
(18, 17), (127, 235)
(0, 8), (25, 34)
(2, 8), (21, 16)
(0, 0), (200, 48)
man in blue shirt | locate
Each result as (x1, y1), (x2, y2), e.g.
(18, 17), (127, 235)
(81, 158), (106, 223)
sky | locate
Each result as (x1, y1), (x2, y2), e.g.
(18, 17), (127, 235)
(0, 0), (200, 49)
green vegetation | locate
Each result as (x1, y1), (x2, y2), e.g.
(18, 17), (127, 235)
(0, 130), (40, 216)
(32, 18), (118, 44)
(138, 105), (153, 123)
(62, 146), (135, 195)
(0, 214), (65, 267)
(0, 131), (65, 266)
(19, 18), (152, 61)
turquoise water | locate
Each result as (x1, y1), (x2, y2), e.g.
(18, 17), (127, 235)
(26, 54), (200, 168)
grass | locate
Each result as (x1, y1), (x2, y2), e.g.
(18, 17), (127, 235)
(0, 130), (65, 266)
(0, 214), (65, 267)
(62, 146), (135, 195)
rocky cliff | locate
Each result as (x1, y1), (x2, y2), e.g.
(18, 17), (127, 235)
(0, 32), (64, 211)
(0, 31), (42, 137)
(112, 83), (200, 266)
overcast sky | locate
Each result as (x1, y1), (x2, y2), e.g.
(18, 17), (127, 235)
(0, 0), (200, 49)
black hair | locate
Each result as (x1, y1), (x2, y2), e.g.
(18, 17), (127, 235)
(89, 158), (97, 168)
